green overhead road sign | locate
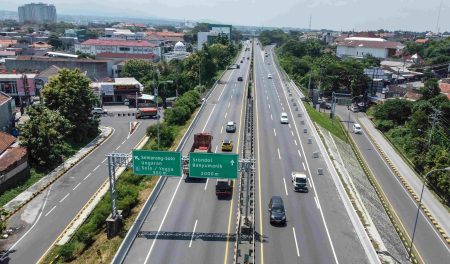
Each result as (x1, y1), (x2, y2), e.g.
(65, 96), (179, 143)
(189, 153), (239, 179)
(133, 150), (181, 176)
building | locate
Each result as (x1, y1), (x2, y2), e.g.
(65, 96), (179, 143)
(75, 39), (161, 59)
(91, 77), (144, 104)
(439, 79), (450, 100)
(0, 73), (37, 105)
(336, 37), (404, 59)
(5, 56), (113, 80)
(0, 131), (29, 193)
(104, 28), (145, 40)
(145, 31), (185, 45)
(163, 41), (190, 62)
(197, 24), (232, 50)
(18, 3), (57, 23)
(0, 92), (15, 132)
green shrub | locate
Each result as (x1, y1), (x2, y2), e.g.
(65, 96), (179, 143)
(59, 242), (76, 261)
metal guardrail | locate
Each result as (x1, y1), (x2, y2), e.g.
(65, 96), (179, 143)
(111, 53), (244, 264)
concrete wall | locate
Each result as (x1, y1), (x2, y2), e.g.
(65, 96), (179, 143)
(0, 96), (15, 131)
(337, 46), (388, 59)
(6, 58), (113, 80)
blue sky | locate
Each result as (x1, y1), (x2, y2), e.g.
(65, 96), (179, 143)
(1, 0), (449, 32)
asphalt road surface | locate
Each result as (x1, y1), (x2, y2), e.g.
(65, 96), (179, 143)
(253, 43), (370, 264)
(335, 106), (450, 264)
(0, 112), (155, 264)
(122, 44), (251, 264)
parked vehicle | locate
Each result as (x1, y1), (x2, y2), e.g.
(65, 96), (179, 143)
(267, 74), (272, 79)
(216, 179), (233, 198)
(269, 196), (286, 225)
(291, 172), (308, 192)
(237, 77), (243, 81)
(136, 107), (158, 119)
(91, 107), (107, 115)
(350, 105), (359, 112)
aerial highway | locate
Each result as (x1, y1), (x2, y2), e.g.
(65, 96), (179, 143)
(121, 44), (251, 263)
(0, 112), (155, 263)
(252, 42), (374, 264)
(335, 106), (450, 264)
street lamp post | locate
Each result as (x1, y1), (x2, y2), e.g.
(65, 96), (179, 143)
(155, 80), (173, 150)
(408, 167), (450, 259)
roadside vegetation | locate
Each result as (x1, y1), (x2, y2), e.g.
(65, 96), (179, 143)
(369, 94), (450, 204)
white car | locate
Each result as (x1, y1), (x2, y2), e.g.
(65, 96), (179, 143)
(280, 112), (289, 124)
(267, 74), (273, 79)
(91, 107), (107, 115)
(353, 123), (362, 134)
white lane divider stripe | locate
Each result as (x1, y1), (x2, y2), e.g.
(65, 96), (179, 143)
(302, 162), (306, 171)
(314, 196), (321, 210)
(283, 178), (289, 196)
(273, 128), (276, 137)
(73, 182), (81, 191)
(93, 165), (100, 171)
(294, 140), (298, 146)
(59, 193), (70, 203)
(45, 206), (56, 217)
(189, 219), (198, 248)
(102, 158), (107, 163)
(298, 150), (302, 158)
(204, 179), (209, 190)
(121, 140), (126, 145)
(278, 148), (282, 160)
(83, 173), (92, 181)
(293, 227), (300, 257)
(270, 114), (273, 120)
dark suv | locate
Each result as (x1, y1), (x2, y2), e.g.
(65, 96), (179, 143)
(269, 196), (286, 225)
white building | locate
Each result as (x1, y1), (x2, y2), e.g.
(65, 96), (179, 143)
(75, 39), (161, 58)
(336, 37), (404, 59)
(18, 3), (56, 23)
(104, 28), (145, 40)
(163, 41), (191, 62)
(197, 31), (219, 50)
(91, 77), (144, 104)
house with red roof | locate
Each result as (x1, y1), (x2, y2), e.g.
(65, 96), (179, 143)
(0, 131), (29, 193)
(439, 79), (450, 100)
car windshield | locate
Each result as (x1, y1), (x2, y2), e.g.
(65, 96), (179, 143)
(272, 206), (284, 212)
(296, 178), (306, 183)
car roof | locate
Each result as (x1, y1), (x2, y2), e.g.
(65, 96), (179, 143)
(227, 121), (235, 125)
(271, 195), (283, 203)
(223, 139), (231, 143)
(354, 123), (361, 128)
(281, 112), (287, 116)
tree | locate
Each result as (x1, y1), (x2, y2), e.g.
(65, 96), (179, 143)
(373, 99), (413, 125)
(121, 59), (156, 85)
(47, 33), (62, 50)
(19, 105), (72, 169)
(420, 78), (441, 100)
(42, 68), (98, 142)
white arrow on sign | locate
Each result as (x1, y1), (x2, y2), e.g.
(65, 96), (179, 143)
(230, 160), (235, 166)
(134, 156), (140, 160)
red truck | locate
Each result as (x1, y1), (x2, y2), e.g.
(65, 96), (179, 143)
(136, 107), (158, 119)
(184, 133), (213, 181)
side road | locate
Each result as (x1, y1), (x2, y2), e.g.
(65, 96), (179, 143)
(358, 116), (450, 242)
(2, 126), (113, 218)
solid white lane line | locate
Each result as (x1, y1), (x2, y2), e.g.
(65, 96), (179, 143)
(204, 179), (209, 190)
(278, 148), (281, 160)
(224, 112), (228, 119)
(270, 114), (273, 120)
(221, 126), (224, 134)
(283, 178), (289, 196)
(294, 140), (298, 146)
(189, 219), (198, 248)
(302, 162), (306, 171)
(45, 206), (56, 217)
(293, 227), (300, 257)
(273, 128), (276, 137)
(73, 182), (81, 191)
(144, 177), (183, 263)
(102, 158), (106, 163)
(59, 193), (70, 203)
(93, 165), (100, 171)
(83, 173), (92, 181)
(121, 140), (126, 145)
(298, 150), (302, 158)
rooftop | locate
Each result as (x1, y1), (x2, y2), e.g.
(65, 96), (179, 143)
(0, 131), (16, 154)
(80, 39), (157, 47)
(338, 39), (404, 49)
(0, 147), (27, 172)
(96, 53), (156, 60)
